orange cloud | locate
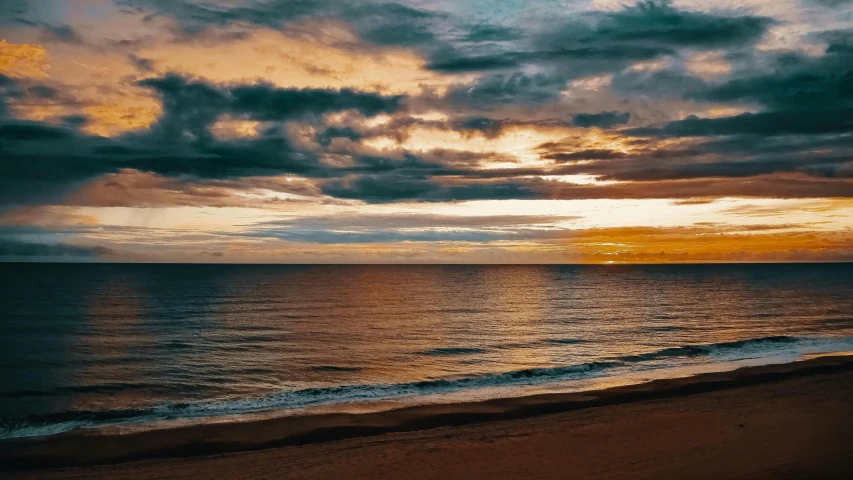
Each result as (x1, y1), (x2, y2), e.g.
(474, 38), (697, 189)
(138, 25), (463, 95)
(0, 205), (99, 228)
(81, 102), (161, 136)
(0, 40), (48, 78)
(61, 170), (323, 208)
(542, 225), (853, 263)
(68, 226), (853, 263)
(0, 39), (160, 136)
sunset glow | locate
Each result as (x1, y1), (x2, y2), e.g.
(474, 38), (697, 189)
(1, 0), (852, 262)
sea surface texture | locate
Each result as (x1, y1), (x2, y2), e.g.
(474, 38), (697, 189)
(2, 263), (852, 439)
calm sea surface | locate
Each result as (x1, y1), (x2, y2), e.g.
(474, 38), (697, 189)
(1, 263), (852, 439)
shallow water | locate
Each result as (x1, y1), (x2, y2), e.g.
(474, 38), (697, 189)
(1, 263), (852, 439)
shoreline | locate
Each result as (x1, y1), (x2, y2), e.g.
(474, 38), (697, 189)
(4, 354), (853, 472)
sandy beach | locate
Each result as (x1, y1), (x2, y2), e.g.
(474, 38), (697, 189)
(3, 355), (853, 479)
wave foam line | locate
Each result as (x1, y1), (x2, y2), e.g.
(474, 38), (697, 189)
(3, 334), (853, 440)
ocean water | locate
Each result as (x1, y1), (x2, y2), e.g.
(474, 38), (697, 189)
(1, 263), (852, 439)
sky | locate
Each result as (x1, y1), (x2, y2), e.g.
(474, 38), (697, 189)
(0, 0), (852, 263)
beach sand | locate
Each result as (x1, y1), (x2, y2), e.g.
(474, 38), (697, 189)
(4, 355), (853, 479)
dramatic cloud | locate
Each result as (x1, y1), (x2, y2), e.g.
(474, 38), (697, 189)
(0, 239), (109, 259)
(0, 73), (404, 203)
(625, 109), (853, 137)
(322, 175), (537, 203)
(573, 112), (631, 128)
(1, 0), (852, 262)
(429, 1), (773, 73)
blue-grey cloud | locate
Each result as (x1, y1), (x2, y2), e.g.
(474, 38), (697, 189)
(429, 1), (773, 74)
(322, 175), (538, 203)
(2, 0), (852, 209)
(573, 112), (630, 128)
(0, 239), (109, 259)
(0, 73), (405, 203)
(625, 109), (853, 138)
(244, 213), (578, 243)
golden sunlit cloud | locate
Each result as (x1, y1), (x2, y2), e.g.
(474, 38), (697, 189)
(0, 40), (49, 78)
(80, 102), (161, 136)
(0, 38), (161, 135)
(139, 26), (465, 96)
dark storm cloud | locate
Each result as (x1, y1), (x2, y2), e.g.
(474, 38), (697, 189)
(126, 0), (450, 52)
(533, 130), (853, 182)
(126, 0), (535, 75)
(1, 78), (81, 133)
(138, 0), (774, 55)
(608, 25), (853, 184)
(0, 74), (15, 88)
(322, 175), (538, 203)
(598, 157), (853, 181)
(61, 115), (88, 128)
(26, 85), (58, 99)
(611, 68), (708, 98)
(429, 1), (773, 74)
(0, 75), (17, 119)
(4, 2), (853, 208)
(0, 239), (108, 258)
(319, 172), (853, 202)
(544, 149), (630, 162)
(691, 45), (853, 111)
(0, 122), (75, 141)
(561, 1), (772, 49)
(130, 0), (774, 108)
(123, 0), (779, 119)
(625, 109), (853, 138)
(572, 112), (630, 128)
(427, 53), (524, 73)
(354, 3), (442, 47)
(433, 1), (774, 109)
(229, 84), (403, 120)
(316, 126), (363, 146)
(0, 73), (404, 204)
(622, 28), (853, 144)
(122, 0), (334, 32)
(445, 72), (565, 106)
(135, 73), (401, 151)
(463, 24), (522, 43)
(141, 74), (402, 125)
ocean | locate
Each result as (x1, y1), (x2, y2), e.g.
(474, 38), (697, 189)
(1, 263), (852, 440)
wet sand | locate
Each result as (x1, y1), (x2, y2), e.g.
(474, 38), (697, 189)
(4, 355), (853, 479)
